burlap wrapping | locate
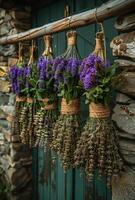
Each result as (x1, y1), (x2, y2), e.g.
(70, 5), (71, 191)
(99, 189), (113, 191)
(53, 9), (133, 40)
(68, 36), (76, 45)
(95, 38), (104, 50)
(61, 98), (80, 115)
(67, 31), (77, 46)
(40, 98), (56, 110)
(44, 35), (52, 48)
(42, 35), (53, 56)
(89, 102), (110, 118)
(26, 97), (33, 103)
(16, 96), (26, 102)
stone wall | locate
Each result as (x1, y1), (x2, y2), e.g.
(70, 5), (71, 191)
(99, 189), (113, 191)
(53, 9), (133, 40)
(110, 12), (135, 200)
(0, 6), (32, 200)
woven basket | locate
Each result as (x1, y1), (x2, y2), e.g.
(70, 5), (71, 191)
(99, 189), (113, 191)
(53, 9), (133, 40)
(26, 98), (33, 103)
(61, 98), (80, 115)
(16, 96), (26, 102)
(89, 102), (110, 118)
(40, 98), (56, 110)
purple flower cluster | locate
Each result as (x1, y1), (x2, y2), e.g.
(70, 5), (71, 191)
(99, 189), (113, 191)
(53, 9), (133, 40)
(53, 56), (81, 89)
(37, 56), (53, 89)
(24, 65), (32, 90)
(9, 65), (31, 95)
(80, 54), (106, 90)
(9, 65), (19, 95)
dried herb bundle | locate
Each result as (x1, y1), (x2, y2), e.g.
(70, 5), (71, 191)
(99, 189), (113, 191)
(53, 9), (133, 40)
(74, 31), (123, 187)
(19, 99), (35, 147)
(14, 97), (26, 140)
(34, 35), (58, 148)
(34, 101), (58, 148)
(52, 112), (80, 171)
(9, 44), (30, 143)
(9, 42), (38, 147)
(51, 31), (82, 171)
(74, 105), (123, 187)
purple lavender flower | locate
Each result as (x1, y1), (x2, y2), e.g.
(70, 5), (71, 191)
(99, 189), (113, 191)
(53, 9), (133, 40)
(9, 65), (26, 95)
(53, 57), (81, 91)
(79, 54), (105, 91)
(67, 58), (81, 77)
(53, 57), (66, 86)
(37, 56), (55, 92)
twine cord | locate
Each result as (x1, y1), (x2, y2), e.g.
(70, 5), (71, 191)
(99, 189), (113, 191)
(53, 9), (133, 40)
(94, 8), (107, 61)
(16, 96), (26, 102)
(68, 15), (72, 30)
(89, 102), (110, 118)
(17, 42), (23, 64)
(42, 35), (53, 57)
(27, 97), (33, 103)
(61, 98), (80, 115)
(28, 40), (37, 65)
(67, 31), (77, 46)
(39, 98), (56, 110)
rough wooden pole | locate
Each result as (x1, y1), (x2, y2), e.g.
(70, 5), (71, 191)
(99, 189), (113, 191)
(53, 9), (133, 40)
(0, 0), (135, 44)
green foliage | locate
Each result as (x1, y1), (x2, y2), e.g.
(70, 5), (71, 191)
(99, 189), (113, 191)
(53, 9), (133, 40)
(58, 72), (83, 103)
(84, 64), (121, 106)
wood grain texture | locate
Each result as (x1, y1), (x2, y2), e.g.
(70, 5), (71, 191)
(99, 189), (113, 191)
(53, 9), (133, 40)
(0, 0), (135, 44)
(115, 59), (135, 71)
(115, 12), (135, 32)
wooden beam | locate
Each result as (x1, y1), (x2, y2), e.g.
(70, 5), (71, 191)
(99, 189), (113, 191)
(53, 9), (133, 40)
(0, 0), (135, 44)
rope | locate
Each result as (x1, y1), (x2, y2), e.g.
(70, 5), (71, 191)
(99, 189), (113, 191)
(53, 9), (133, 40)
(16, 96), (26, 102)
(42, 35), (53, 57)
(61, 98), (80, 115)
(28, 40), (37, 65)
(39, 98), (56, 110)
(17, 42), (23, 65)
(94, 8), (107, 61)
(89, 102), (110, 118)
(77, 33), (94, 48)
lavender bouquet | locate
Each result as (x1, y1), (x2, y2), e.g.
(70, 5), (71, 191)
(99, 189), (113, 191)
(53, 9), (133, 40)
(74, 53), (123, 187)
(9, 64), (26, 139)
(34, 35), (58, 148)
(17, 44), (38, 147)
(51, 31), (82, 171)
(19, 63), (38, 147)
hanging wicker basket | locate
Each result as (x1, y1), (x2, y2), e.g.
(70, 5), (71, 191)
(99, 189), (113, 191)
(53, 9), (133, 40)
(61, 98), (80, 115)
(89, 102), (110, 118)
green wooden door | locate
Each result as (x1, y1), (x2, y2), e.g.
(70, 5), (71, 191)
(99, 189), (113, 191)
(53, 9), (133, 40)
(32, 0), (117, 199)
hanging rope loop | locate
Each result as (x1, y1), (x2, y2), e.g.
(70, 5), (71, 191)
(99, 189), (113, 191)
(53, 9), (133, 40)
(94, 8), (107, 61)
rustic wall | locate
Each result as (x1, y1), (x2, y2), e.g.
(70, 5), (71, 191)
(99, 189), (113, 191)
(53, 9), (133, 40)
(110, 11), (135, 200)
(0, 6), (32, 200)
